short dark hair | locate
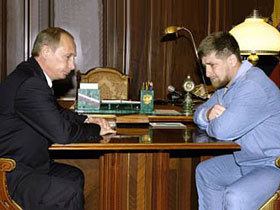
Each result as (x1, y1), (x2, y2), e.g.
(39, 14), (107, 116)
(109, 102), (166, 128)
(197, 31), (242, 62)
(31, 27), (74, 57)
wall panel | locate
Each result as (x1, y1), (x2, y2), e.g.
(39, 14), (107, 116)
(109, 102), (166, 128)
(4, 0), (52, 76)
(54, 0), (103, 73)
(0, 0), (7, 82)
(104, 0), (275, 100)
(6, 0), (25, 75)
(2, 0), (275, 98)
(105, 0), (210, 99)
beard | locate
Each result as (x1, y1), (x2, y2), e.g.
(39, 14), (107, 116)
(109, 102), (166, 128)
(210, 77), (229, 89)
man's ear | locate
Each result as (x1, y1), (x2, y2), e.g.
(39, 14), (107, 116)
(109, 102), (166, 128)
(40, 45), (51, 58)
(227, 54), (238, 67)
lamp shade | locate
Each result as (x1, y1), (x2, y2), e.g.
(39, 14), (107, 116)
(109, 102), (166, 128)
(229, 12), (280, 55)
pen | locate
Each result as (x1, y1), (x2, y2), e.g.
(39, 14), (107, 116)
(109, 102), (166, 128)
(149, 82), (153, 90)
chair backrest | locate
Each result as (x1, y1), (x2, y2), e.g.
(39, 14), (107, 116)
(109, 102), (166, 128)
(77, 67), (129, 100)
(0, 158), (22, 210)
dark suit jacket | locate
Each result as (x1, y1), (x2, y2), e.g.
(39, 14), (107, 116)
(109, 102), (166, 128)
(0, 57), (101, 194)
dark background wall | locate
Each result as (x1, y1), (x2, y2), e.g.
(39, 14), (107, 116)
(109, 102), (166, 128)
(0, 0), (274, 99)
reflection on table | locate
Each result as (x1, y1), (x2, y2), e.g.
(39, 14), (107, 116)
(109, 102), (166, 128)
(50, 125), (239, 151)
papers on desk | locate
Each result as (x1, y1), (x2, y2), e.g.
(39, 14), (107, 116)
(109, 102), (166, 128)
(149, 122), (186, 129)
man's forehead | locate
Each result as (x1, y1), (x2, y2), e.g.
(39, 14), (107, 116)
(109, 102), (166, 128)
(202, 52), (217, 60)
(57, 35), (76, 53)
(59, 34), (75, 45)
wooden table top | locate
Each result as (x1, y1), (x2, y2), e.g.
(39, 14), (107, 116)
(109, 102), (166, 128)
(49, 124), (240, 151)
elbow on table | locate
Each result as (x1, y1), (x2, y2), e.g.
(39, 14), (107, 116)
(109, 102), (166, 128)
(207, 126), (236, 141)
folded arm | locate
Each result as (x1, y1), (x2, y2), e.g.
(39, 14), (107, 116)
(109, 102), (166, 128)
(194, 81), (268, 140)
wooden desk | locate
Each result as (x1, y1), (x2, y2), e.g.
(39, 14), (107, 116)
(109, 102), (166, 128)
(50, 124), (239, 210)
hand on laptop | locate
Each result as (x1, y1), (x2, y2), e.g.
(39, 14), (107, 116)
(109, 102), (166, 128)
(85, 117), (116, 136)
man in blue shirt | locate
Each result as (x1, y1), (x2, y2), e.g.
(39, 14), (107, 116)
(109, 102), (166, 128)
(194, 31), (280, 209)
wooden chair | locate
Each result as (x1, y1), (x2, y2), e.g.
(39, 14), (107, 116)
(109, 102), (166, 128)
(77, 67), (129, 100)
(0, 158), (22, 210)
(259, 157), (280, 210)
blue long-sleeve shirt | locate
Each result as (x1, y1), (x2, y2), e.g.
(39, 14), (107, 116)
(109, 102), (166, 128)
(194, 60), (280, 166)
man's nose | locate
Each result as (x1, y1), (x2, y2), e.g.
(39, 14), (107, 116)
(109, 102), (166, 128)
(68, 59), (76, 70)
(205, 66), (212, 77)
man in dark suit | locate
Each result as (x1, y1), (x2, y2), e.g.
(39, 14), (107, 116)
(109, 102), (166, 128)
(0, 27), (114, 210)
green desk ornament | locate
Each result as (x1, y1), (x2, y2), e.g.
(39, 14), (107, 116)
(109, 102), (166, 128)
(182, 75), (195, 116)
(140, 81), (154, 114)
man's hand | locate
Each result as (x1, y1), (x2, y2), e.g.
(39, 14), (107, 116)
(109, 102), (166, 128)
(85, 117), (116, 136)
(100, 133), (117, 143)
(206, 104), (226, 121)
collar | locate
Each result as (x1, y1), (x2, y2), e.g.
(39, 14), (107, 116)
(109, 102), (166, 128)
(42, 71), (53, 88)
(29, 57), (53, 88)
(228, 60), (253, 88)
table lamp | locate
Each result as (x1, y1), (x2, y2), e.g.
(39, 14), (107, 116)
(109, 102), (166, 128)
(161, 26), (208, 100)
(229, 10), (280, 65)
(161, 26), (199, 59)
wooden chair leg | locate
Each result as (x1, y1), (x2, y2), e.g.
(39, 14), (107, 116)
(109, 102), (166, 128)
(0, 158), (22, 210)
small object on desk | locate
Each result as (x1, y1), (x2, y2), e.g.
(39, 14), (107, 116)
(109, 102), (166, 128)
(182, 76), (195, 116)
(102, 100), (140, 104)
(77, 83), (100, 111)
(140, 134), (152, 143)
(182, 92), (193, 116)
(102, 100), (141, 111)
(149, 122), (186, 129)
(140, 129), (153, 143)
(140, 81), (154, 114)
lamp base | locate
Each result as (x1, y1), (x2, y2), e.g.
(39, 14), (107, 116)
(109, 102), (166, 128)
(247, 53), (259, 66)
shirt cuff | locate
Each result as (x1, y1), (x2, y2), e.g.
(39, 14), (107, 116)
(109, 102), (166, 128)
(197, 107), (209, 125)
